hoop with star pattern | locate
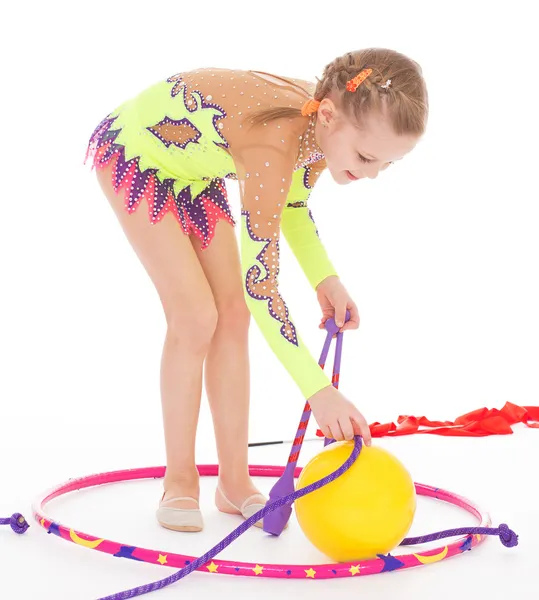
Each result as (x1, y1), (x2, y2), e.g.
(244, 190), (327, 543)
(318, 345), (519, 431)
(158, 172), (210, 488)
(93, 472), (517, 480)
(32, 464), (491, 581)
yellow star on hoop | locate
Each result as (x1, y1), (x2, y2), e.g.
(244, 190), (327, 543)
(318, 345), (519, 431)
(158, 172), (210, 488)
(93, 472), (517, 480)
(157, 554), (168, 565)
(305, 568), (316, 578)
(253, 564), (264, 576)
(207, 561), (219, 573)
(349, 565), (360, 576)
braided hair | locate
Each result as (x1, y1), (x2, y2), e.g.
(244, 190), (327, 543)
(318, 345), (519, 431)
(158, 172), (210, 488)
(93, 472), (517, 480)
(248, 48), (428, 136)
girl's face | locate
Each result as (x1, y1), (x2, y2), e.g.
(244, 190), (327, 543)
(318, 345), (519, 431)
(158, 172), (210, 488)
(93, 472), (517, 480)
(314, 98), (420, 185)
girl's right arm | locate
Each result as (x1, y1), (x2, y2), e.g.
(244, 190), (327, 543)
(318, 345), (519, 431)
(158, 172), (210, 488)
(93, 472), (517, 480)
(281, 164), (339, 291)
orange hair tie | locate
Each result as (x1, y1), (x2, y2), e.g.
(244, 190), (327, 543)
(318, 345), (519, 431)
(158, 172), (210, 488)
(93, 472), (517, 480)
(301, 99), (321, 116)
(301, 68), (372, 115)
(346, 68), (373, 92)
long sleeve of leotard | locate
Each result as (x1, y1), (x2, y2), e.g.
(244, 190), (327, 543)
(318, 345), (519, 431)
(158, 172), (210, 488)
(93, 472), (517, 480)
(235, 140), (332, 400)
(281, 165), (338, 289)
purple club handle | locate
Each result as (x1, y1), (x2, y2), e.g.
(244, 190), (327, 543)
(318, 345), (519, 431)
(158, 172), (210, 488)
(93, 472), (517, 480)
(323, 307), (351, 336)
(322, 310), (348, 446)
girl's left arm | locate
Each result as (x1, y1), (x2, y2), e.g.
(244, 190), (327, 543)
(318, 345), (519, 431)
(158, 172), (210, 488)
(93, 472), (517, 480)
(234, 138), (332, 400)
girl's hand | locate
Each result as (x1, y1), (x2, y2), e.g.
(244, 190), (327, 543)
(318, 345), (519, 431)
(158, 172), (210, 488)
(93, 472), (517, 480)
(316, 276), (360, 332)
(308, 385), (372, 444)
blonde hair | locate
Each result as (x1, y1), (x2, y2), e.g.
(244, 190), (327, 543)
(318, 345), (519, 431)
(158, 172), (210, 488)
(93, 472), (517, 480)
(248, 48), (428, 136)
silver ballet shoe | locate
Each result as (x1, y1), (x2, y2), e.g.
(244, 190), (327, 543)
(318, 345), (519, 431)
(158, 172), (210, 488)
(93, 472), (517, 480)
(215, 485), (267, 528)
(156, 495), (203, 532)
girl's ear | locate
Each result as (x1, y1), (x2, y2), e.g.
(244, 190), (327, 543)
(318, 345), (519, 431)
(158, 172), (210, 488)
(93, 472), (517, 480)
(318, 98), (337, 127)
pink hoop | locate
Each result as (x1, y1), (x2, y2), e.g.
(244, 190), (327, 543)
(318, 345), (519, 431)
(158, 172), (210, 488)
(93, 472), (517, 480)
(32, 464), (491, 579)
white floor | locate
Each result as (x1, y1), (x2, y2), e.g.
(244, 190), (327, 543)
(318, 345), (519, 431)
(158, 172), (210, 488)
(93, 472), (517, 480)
(2, 431), (536, 600)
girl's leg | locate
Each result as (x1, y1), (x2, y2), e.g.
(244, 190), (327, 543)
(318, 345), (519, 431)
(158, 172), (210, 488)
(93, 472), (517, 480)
(96, 165), (217, 512)
(190, 222), (264, 511)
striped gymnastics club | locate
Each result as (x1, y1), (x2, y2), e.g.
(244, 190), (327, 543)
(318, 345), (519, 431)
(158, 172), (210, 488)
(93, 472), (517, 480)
(262, 310), (349, 536)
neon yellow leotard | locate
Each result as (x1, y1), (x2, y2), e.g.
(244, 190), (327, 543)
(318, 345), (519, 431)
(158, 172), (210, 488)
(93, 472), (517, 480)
(86, 68), (338, 399)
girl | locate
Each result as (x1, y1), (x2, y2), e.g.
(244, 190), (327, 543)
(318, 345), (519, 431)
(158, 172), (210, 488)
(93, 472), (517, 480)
(86, 48), (428, 533)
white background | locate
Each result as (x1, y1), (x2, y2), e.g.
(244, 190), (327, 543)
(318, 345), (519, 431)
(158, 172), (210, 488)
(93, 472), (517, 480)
(1, 0), (537, 598)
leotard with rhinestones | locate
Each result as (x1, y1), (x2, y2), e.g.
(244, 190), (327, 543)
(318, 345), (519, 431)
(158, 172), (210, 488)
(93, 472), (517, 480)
(86, 68), (338, 399)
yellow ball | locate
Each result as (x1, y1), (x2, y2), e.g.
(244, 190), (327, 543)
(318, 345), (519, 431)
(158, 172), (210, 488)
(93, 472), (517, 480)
(295, 441), (416, 562)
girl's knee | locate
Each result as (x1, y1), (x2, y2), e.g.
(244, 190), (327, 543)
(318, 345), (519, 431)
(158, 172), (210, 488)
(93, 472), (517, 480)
(217, 296), (251, 332)
(166, 301), (219, 352)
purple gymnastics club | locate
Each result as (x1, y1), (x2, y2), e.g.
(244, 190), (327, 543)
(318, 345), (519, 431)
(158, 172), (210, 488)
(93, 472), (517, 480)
(262, 310), (350, 536)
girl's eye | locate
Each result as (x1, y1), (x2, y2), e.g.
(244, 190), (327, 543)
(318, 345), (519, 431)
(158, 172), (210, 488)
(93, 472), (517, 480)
(358, 153), (372, 164)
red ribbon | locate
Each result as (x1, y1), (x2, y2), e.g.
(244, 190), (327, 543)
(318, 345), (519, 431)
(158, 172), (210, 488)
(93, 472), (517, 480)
(316, 402), (539, 438)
